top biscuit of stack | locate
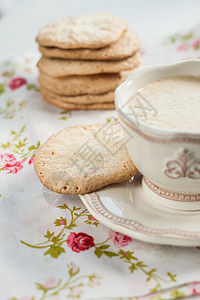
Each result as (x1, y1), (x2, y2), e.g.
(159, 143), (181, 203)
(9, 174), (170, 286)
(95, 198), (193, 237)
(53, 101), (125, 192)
(36, 13), (128, 49)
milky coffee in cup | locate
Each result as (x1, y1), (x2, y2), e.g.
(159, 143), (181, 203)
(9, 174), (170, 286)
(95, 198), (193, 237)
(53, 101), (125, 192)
(131, 75), (200, 133)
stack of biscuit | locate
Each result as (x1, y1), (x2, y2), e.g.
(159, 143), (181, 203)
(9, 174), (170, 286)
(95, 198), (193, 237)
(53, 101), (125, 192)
(36, 13), (140, 110)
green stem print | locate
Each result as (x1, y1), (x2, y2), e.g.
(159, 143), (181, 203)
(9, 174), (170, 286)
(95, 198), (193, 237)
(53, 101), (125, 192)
(1, 58), (39, 95)
(165, 30), (200, 53)
(0, 126), (40, 158)
(95, 246), (187, 299)
(22, 214), (180, 296)
(59, 110), (72, 120)
(66, 230), (180, 296)
(0, 126), (40, 173)
(94, 245), (177, 292)
(21, 204), (99, 258)
(26, 83), (39, 91)
(0, 98), (27, 119)
(9, 263), (101, 300)
(166, 31), (194, 46)
(2, 69), (15, 78)
(3, 57), (37, 78)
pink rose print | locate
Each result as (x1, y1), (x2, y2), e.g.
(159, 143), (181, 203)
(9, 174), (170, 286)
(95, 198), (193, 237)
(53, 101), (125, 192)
(25, 67), (32, 73)
(67, 232), (94, 253)
(89, 215), (97, 221)
(2, 71), (9, 77)
(177, 44), (187, 51)
(59, 220), (65, 225)
(28, 156), (34, 165)
(2, 160), (25, 174)
(90, 277), (101, 286)
(71, 265), (79, 275)
(21, 296), (33, 300)
(189, 282), (200, 295)
(191, 39), (200, 49)
(71, 287), (82, 297)
(0, 153), (16, 164)
(44, 277), (56, 289)
(109, 231), (132, 248)
(140, 50), (146, 56)
(7, 112), (15, 119)
(8, 77), (27, 90)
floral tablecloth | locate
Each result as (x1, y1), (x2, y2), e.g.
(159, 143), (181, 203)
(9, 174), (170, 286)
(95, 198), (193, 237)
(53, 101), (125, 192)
(1, 25), (200, 300)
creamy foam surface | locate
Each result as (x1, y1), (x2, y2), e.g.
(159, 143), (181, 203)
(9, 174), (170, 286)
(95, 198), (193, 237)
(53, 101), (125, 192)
(131, 75), (200, 132)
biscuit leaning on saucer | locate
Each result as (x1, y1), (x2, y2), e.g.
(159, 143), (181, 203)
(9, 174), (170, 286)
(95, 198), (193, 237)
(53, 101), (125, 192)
(34, 124), (137, 194)
(37, 53), (140, 77)
(36, 13), (128, 49)
(38, 30), (140, 61)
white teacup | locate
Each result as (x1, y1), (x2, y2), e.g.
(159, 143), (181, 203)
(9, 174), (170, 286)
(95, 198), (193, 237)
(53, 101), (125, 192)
(115, 59), (200, 210)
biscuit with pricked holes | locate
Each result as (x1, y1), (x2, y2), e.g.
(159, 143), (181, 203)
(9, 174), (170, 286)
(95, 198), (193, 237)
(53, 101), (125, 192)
(34, 124), (138, 194)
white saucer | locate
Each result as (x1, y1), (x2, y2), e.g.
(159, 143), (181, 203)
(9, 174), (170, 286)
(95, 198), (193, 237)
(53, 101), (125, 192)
(80, 174), (200, 247)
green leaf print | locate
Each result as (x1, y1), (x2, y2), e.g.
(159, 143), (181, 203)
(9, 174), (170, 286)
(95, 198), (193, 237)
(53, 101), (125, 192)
(94, 247), (103, 258)
(0, 83), (5, 95)
(182, 32), (194, 40)
(128, 264), (138, 273)
(103, 251), (118, 258)
(26, 83), (39, 91)
(170, 289), (185, 298)
(59, 110), (72, 120)
(44, 245), (65, 258)
(35, 283), (48, 292)
(167, 272), (177, 282)
(44, 230), (54, 240)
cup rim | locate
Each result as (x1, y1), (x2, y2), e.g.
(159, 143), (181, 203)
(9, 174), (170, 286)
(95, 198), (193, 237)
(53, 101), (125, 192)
(115, 59), (200, 140)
